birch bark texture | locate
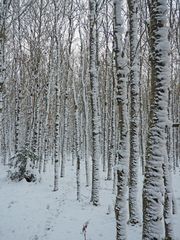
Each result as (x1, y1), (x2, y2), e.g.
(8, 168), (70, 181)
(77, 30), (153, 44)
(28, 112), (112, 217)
(53, 2), (60, 192)
(0, 0), (8, 112)
(142, 0), (170, 239)
(53, 48), (60, 192)
(114, 0), (129, 239)
(127, 0), (140, 225)
(73, 78), (81, 201)
(89, 0), (100, 206)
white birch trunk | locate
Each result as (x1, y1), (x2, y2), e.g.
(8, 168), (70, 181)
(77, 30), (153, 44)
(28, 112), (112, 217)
(114, 0), (129, 239)
(53, 43), (60, 191)
(107, 81), (116, 180)
(73, 78), (81, 201)
(142, 0), (170, 238)
(162, 94), (175, 238)
(102, 0), (110, 173)
(38, 115), (43, 173)
(43, 79), (51, 172)
(127, 0), (140, 224)
(79, 26), (90, 186)
(89, 0), (100, 206)
(53, 1), (60, 191)
(0, 1), (9, 165)
(43, 36), (55, 173)
(53, 76), (60, 191)
(0, 0), (7, 113)
(60, 89), (68, 177)
(83, 97), (90, 187)
(163, 128), (175, 239)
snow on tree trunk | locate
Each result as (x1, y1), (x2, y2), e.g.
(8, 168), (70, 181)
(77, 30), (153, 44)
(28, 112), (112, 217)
(60, 89), (68, 177)
(0, 0), (7, 113)
(61, 21), (73, 178)
(53, 52), (60, 191)
(163, 140), (175, 239)
(107, 81), (116, 181)
(127, 0), (140, 225)
(163, 111), (175, 239)
(89, 0), (100, 206)
(12, 0), (20, 154)
(79, 26), (90, 186)
(43, 34), (56, 172)
(61, 1), (75, 178)
(0, 1), (9, 165)
(114, 0), (129, 239)
(103, 81), (108, 173)
(38, 116), (43, 173)
(53, 3), (60, 191)
(31, 0), (43, 162)
(31, 55), (41, 160)
(14, 72), (20, 154)
(139, 1), (145, 175)
(1, 97), (9, 164)
(83, 98), (90, 187)
(103, 0), (109, 173)
(142, 0), (170, 239)
(53, 76), (60, 191)
(73, 78), (81, 201)
(43, 76), (51, 173)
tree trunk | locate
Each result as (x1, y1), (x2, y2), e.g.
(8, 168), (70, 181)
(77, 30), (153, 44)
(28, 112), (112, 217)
(89, 0), (100, 206)
(142, 0), (170, 238)
(127, 0), (140, 225)
(114, 0), (129, 239)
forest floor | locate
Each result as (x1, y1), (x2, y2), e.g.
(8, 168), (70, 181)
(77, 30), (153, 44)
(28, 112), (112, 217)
(0, 159), (180, 240)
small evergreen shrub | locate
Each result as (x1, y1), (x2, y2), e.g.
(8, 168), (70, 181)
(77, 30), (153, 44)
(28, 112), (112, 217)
(8, 148), (39, 182)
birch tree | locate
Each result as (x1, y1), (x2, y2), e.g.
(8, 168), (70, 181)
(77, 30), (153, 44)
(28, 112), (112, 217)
(43, 40), (53, 172)
(163, 127), (175, 239)
(0, 0), (8, 113)
(102, 0), (110, 173)
(60, 0), (74, 178)
(12, 0), (23, 154)
(53, 1), (60, 192)
(114, 0), (129, 239)
(53, 55), (60, 191)
(73, 76), (81, 200)
(142, 0), (171, 239)
(127, 0), (140, 225)
(0, 0), (11, 165)
(79, 22), (90, 186)
(89, 0), (100, 206)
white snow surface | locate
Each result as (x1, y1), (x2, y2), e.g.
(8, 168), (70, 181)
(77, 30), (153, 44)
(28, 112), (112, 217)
(0, 160), (180, 240)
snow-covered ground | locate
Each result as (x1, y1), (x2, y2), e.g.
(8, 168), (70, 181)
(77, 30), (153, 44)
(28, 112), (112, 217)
(0, 161), (180, 240)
